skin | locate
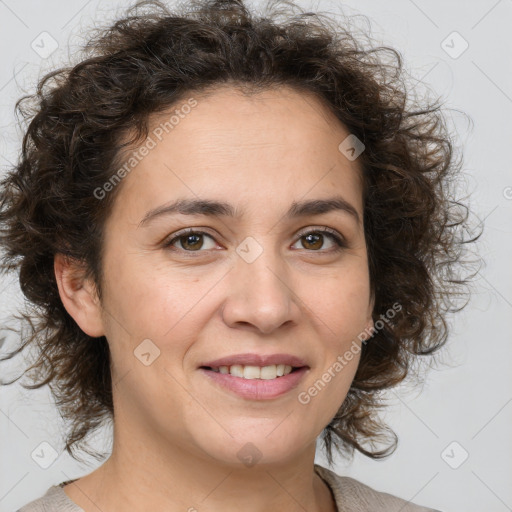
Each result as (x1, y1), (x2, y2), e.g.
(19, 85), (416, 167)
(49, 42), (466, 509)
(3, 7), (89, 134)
(54, 85), (374, 512)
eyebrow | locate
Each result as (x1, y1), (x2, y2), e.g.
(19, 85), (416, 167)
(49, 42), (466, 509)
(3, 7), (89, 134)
(138, 196), (361, 227)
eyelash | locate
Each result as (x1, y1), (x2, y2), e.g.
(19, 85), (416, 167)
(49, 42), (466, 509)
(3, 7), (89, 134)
(163, 227), (347, 256)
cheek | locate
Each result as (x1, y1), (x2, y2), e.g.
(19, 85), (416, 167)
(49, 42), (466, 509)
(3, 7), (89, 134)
(308, 267), (371, 342)
(297, 342), (361, 430)
(102, 249), (208, 337)
(295, 268), (369, 411)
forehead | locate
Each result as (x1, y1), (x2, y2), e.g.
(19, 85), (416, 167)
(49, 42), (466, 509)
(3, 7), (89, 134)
(148, 84), (352, 154)
(108, 85), (364, 226)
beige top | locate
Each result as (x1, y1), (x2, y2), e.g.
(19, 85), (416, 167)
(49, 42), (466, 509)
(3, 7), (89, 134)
(16, 464), (441, 511)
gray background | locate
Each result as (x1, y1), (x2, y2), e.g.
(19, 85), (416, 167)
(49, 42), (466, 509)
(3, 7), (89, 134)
(1, 1), (511, 511)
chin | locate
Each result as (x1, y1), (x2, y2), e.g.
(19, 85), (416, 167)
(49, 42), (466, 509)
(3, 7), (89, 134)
(193, 424), (312, 468)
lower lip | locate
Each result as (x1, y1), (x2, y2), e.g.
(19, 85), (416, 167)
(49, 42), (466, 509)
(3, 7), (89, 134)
(199, 367), (309, 400)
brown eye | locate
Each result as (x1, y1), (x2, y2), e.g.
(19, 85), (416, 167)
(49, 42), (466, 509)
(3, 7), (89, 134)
(164, 230), (217, 252)
(293, 229), (346, 252)
(301, 232), (324, 250)
(178, 233), (204, 251)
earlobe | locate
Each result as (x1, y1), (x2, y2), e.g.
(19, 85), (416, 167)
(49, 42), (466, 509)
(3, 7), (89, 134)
(362, 298), (375, 341)
(54, 253), (105, 338)
(367, 318), (375, 336)
(361, 318), (374, 342)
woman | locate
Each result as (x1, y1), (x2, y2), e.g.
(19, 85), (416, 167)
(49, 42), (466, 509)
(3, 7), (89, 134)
(0, 0), (477, 510)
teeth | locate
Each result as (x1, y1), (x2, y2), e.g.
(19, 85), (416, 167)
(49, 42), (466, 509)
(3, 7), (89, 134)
(230, 365), (244, 378)
(260, 365), (277, 380)
(210, 364), (294, 379)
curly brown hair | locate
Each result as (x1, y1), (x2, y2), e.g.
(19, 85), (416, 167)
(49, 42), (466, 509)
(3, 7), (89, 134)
(0, 0), (480, 466)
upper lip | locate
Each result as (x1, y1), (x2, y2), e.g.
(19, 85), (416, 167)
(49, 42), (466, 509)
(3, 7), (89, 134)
(199, 353), (309, 368)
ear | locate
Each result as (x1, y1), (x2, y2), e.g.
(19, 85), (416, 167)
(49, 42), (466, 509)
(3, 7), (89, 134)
(54, 253), (105, 338)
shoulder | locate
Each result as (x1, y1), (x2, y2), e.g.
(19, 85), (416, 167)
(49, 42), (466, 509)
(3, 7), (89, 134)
(314, 464), (443, 512)
(15, 481), (84, 512)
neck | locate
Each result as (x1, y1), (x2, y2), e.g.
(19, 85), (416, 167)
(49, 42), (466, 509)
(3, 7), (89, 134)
(64, 425), (336, 512)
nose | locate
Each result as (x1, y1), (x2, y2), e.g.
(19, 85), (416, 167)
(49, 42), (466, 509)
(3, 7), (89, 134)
(221, 239), (300, 334)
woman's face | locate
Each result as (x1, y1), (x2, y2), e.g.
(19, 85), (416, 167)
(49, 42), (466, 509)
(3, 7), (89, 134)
(89, 86), (373, 467)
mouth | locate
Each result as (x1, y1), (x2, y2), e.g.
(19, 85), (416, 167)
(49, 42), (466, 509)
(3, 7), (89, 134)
(199, 364), (303, 380)
(198, 364), (309, 400)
